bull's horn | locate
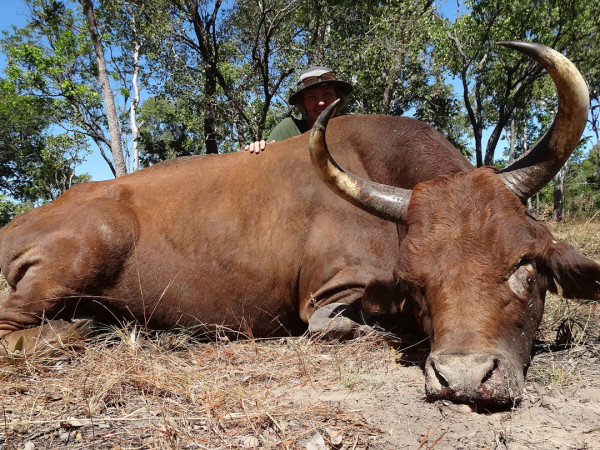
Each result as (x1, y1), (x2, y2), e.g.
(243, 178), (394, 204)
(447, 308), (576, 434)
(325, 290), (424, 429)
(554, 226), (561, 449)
(497, 41), (589, 201)
(309, 99), (412, 222)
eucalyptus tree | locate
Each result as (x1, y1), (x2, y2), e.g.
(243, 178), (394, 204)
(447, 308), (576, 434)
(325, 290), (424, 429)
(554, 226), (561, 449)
(0, 79), (49, 198)
(80, 0), (127, 176)
(136, 96), (205, 167)
(138, 0), (305, 154)
(569, 8), (600, 181)
(94, 0), (171, 171)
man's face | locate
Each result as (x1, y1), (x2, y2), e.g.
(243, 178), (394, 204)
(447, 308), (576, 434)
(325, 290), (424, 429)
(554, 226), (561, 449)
(302, 85), (338, 126)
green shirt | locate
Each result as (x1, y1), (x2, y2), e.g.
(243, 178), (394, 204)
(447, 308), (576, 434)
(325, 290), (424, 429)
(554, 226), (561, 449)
(267, 117), (309, 142)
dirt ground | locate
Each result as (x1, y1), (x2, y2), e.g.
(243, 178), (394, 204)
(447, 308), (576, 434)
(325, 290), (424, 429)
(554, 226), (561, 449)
(1, 219), (599, 449)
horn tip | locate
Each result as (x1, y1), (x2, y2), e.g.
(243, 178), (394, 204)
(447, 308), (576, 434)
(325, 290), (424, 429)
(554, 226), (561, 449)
(313, 98), (341, 131)
(496, 41), (552, 59)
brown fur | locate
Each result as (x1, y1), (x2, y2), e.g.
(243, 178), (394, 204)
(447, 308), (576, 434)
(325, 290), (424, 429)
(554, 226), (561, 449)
(0, 115), (467, 338)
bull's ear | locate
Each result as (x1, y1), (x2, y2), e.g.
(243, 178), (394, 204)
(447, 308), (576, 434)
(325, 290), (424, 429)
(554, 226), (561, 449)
(545, 241), (600, 300)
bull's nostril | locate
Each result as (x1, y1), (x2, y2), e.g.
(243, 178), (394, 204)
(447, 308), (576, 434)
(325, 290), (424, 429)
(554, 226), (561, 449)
(433, 363), (449, 387)
(481, 359), (499, 385)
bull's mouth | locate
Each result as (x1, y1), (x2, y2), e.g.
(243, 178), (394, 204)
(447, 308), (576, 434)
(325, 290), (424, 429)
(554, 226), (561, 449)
(424, 351), (524, 409)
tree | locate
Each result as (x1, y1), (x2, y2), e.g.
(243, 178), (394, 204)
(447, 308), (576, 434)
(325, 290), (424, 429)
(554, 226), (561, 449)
(440, 0), (596, 167)
(1, 0), (150, 177)
(568, 7), (600, 182)
(0, 79), (48, 198)
(561, 146), (600, 218)
(136, 96), (204, 166)
(0, 78), (89, 225)
(80, 0), (127, 176)
(96, 0), (149, 172)
(140, 0), (304, 155)
(223, 0), (303, 144)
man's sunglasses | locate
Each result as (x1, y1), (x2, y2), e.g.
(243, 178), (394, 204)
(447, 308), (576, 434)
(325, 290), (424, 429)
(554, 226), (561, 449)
(298, 72), (337, 88)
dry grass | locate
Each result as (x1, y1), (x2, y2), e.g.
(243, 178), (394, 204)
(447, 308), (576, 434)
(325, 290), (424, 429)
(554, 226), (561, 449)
(1, 218), (599, 449)
(1, 327), (393, 449)
(545, 217), (600, 260)
(529, 218), (600, 388)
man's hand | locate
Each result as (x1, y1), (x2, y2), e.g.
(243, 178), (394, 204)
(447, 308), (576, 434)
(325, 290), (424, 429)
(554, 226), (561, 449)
(243, 140), (275, 154)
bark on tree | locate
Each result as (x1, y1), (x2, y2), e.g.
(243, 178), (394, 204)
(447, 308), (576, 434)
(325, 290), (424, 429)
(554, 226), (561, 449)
(204, 66), (218, 155)
(506, 118), (515, 164)
(130, 40), (141, 171)
(590, 101), (600, 183)
(128, 5), (142, 172)
(553, 166), (565, 222)
(80, 0), (128, 177)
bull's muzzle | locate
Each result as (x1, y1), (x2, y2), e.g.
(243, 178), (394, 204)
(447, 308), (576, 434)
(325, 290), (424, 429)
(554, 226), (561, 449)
(424, 351), (524, 407)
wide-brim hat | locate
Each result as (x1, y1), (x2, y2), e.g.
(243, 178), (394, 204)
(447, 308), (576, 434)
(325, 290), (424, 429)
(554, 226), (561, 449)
(288, 66), (353, 106)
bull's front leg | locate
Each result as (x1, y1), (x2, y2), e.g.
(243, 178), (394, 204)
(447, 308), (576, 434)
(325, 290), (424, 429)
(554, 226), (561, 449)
(302, 267), (400, 339)
(307, 301), (373, 339)
(303, 269), (413, 339)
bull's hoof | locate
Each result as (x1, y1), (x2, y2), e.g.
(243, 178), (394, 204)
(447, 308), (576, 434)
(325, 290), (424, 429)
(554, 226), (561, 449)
(0, 320), (88, 361)
(308, 303), (372, 339)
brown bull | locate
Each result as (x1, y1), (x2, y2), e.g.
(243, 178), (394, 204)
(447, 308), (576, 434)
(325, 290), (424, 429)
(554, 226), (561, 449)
(309, 42), (599, 406)
(0, 41), (597, 408)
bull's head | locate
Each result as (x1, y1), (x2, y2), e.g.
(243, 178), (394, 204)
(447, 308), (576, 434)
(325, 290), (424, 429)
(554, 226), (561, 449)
(309, 42), (600, 407)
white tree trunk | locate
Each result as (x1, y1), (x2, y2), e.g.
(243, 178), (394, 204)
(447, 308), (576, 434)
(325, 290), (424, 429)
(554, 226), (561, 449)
(130, 40), (141, 172)
(553, 166), (565, 222)
(506, 118), (515, 164)
(81, 0), (127, 177)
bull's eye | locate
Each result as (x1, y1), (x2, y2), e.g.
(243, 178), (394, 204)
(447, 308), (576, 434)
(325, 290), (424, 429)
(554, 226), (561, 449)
(508, 262), (535, 297)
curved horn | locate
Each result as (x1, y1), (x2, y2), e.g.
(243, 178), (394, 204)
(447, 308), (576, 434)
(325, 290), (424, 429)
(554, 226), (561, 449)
(309, 99), (412, 222)
(497, 41), (589, 201)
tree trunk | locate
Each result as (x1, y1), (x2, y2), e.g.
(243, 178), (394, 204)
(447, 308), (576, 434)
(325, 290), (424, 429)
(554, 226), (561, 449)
(507, 118), (515, 164)
(553, 166), (565, 222)
(591, 103), (600, 183)
(80, 0), (127, 177)
(128, 7), (142, 172)
(459, 70), (483, 167)
(204, 68), (218, 155)
(130, 41), (142, 171)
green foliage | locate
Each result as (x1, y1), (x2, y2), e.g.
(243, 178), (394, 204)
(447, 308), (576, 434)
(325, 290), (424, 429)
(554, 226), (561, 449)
(0, 1), (93, 215)
(137, 97), (204, 166)
(0, 197), (33, 227)
(439, 0), (597, 166)
(0, 78), (49, 197)
(0, 76), (89, 209)
(22, 134), (91, 203)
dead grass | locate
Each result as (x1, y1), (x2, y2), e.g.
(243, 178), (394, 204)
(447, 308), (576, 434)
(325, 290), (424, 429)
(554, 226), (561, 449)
(1, 327), (392, 449)
(529, 218), (600, 389)
(545, 216), (600, 260)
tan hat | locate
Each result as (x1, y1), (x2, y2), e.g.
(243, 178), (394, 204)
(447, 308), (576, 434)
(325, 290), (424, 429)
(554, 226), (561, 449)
(288, 66), (352, 106)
